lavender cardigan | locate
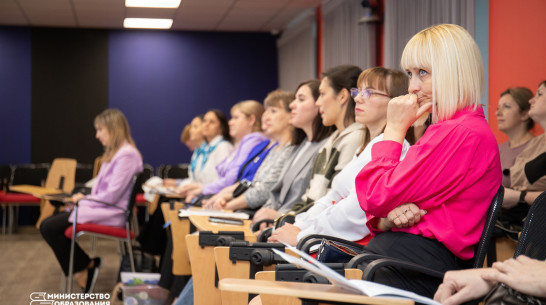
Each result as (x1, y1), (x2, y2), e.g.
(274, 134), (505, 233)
(201, 132), (266, 195)
(69, 143), (143, 227)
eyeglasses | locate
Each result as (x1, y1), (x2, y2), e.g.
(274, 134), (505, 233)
(350, 88), (391, 100)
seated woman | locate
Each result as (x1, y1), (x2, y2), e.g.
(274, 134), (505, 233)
(355, 24), (501, 297)
(179, 101), (267, 202)
(251, 79), (334, 225)
(502, 81), (546, 227)
(434, 255), (546, 305)
(181, 115), (205, 152)
(40, 108), (143, 292)
(203, 90), (296, 212)
(189, 110), (233, 185)
(269, 67), (412, 247)
(253, 65), (365, 225)
(288, 65), (365, 213)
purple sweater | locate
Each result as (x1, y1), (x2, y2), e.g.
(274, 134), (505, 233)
(202, 132), (266, 195)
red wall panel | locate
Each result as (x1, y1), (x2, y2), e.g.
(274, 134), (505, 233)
(489, 0), (546, 143)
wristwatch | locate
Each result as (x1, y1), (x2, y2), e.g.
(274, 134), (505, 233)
(518, 191), (527, 204)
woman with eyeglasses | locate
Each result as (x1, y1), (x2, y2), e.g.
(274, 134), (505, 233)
(269, 67), (413, 247)
(354, 24), (501, 297)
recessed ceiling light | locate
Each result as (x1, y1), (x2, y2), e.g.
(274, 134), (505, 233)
(125, 0), (181, 8)
(123, 18), (173, 29)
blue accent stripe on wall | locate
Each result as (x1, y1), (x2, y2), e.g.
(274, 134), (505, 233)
(475, 0), (489, 120)
(0, 27), (31, 164)
(109, 30), (278, 167)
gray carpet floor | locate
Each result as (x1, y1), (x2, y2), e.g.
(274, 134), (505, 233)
(0, 226), (122, 305)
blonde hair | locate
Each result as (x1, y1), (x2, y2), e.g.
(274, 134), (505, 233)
(180, 124), (191, 144)
(231, 100), (264, 132)
(401, 24), (484, 122)
(94, 108), (138, 161)
(264, 89), (295, 112)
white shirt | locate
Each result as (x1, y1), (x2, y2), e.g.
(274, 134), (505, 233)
(295, 134), (411, 241)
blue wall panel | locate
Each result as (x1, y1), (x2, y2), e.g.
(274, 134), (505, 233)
(0, 27), (31, 164)
(109, 30), (278, 167)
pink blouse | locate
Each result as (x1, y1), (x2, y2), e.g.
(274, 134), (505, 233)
(356, 107), (501, 260)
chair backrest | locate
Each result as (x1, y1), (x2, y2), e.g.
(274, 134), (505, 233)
(11, 163), (50, 186)
(126, 172), (146, 222)
(44, 158), (77, 192)
(514, 190), (546, 260)
(75, 163), (94, 185)
(472, 185), (504, 268)
(165, 164), (189, 179)
(156, 164), (167, 178)
(134, 164), (153, 194)
(0, 165), (13, 191)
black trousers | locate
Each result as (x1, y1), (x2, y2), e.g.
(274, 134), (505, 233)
(363, 231), (470, 298)
(40, 212), (91, 276)
(158, 230), (190, 298)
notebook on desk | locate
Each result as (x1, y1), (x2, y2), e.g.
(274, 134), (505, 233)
(273, 243), (441, 305)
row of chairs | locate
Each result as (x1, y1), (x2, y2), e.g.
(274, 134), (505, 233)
(0, 161), (188, 234)
(0, 161), (86, 234)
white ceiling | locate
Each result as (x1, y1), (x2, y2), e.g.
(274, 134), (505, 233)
(0, 0), (324, 32)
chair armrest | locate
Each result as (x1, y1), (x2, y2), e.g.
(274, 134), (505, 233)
(297, 234), (366, 253)
(251, 219), (274, 232)
(361, 257), (445, 281)
(76, 197), (126, 211)
(346, 253), (390, 268)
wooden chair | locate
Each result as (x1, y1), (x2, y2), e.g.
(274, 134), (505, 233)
(1, 163), (50, 233)
(214, 246), (279, 305)
(36, 158), (77, 228)
(187, 232), (246, 305)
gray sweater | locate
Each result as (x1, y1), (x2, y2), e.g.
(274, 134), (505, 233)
(243, 144), (295, 209)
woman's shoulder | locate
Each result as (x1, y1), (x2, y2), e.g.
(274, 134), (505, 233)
(336, 123), (365, 145)
(217, 139), (234, 150)
(115, 143), (141, 159)
(518, 135), (546, 158)
(243, 132), (267, 142)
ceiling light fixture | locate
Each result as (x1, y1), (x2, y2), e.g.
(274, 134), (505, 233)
(125, 0), (181, 9)
(123, 18), (173, 29)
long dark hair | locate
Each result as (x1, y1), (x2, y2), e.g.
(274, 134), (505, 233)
(206, 109), (232, 143)
(293, 79), (335, 145)
(321, 65), (362, 128)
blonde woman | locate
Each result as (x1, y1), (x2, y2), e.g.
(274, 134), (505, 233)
(355, 24), (501, 297)
(179, 101), (266, 202)
(40, 108), (143, 293)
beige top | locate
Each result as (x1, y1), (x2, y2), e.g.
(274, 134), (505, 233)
(510, 135), (546, 191)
